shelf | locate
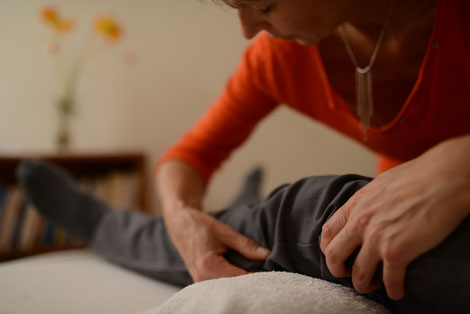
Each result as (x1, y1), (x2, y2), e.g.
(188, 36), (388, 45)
(0, 151), (148, 211)
(0, 151), (148, 261)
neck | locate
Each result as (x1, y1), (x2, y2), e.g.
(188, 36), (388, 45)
(345, 0), (436, 40)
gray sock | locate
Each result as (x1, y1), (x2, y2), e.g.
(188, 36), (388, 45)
(228, 166), (264, 208)
(16, 160), (109, 243)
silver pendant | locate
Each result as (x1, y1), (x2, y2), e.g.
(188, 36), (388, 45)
(355, 66), (373, 141)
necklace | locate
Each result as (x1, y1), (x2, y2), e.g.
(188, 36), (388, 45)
(338, 0), (395, 141)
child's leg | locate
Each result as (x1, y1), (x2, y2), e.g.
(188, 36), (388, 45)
(17, 161), (362, 287)
(17, 160), (364, 287)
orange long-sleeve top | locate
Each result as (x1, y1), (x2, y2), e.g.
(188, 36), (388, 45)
(158, 0), (470, 182)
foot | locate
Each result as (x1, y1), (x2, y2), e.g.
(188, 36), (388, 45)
(228, 166), (264, 208)
(16, 160), (109, 242)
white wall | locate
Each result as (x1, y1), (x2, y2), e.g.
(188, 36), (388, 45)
(0, 0), (376, 212)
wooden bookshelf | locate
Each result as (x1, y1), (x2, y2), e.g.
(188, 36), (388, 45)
(0, 152), (148, 261)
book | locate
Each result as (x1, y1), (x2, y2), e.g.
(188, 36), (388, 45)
(0, 186), (22, 252)
(33, 216), (46, 248)
(94, 174), (112, 205)
(0, 185), (7, 227)
(20, 204), (41, 251)
(42, 222), (56, 247)
(10, 195), (28, 249)
(121, 171), (139, 210)
(54, 226), (67, 247)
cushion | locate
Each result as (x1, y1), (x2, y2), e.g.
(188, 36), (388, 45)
(141, 272), (390, 314)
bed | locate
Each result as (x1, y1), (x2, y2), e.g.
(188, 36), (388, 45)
(0, 249), (389, 314)
(0, 249), (179, 314)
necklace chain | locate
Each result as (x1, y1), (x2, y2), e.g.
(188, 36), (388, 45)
(338, 0), (395, 141)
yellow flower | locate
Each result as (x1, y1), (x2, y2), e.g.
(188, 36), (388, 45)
(40, 6), (75, 33)
(94, 15), (123, 42)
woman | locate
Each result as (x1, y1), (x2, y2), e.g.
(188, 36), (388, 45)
(156, 0), (470, 302)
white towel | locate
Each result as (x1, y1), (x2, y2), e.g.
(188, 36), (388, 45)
(140, 272), (390, 314)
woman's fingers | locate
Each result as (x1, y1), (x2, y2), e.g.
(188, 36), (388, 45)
(192, 253), (250, 282)
(382, 261), (407, 300)
(324, 225), (362, 278)
(210, 255), (251, 278)
(166, 208), (258, 282)
(214, 219), (271, 260)
(320, 201), (352, 254)
(191, 216), (268, 282)
(351, 237), (381, 294)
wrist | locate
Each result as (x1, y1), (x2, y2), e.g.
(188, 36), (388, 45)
(161, 198), (202, 227)
(448, 178), (470, 220)
(161, 196), (201, 213)
(156, 159), (205, 214)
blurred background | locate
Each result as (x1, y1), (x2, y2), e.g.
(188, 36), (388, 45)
(0, 0), (375, 213)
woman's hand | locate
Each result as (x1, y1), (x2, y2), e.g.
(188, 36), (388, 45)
(320, 136), (470, 300)
(156, 160), (270, 283)
(165, 204), (270, 282)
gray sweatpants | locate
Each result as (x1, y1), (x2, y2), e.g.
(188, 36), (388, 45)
(90, 174), (470, 314)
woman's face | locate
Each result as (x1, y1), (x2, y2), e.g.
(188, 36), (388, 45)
(233, 0), (350, 45)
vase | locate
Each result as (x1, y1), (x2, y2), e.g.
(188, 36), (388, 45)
(56, 115), (71, 151)
(55, 96), (74, 152)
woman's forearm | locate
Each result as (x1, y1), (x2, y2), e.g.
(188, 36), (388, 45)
(156, 159), (206, 216)
(425, 135), (470, 217)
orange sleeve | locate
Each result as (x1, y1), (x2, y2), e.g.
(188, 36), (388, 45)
(156, 36), (279, 182)
(376, 154), (404, 174)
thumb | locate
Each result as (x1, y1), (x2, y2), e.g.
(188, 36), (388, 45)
(219, 225), (270, 261)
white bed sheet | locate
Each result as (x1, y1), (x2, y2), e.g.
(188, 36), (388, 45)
(0, 249), (180, 314)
